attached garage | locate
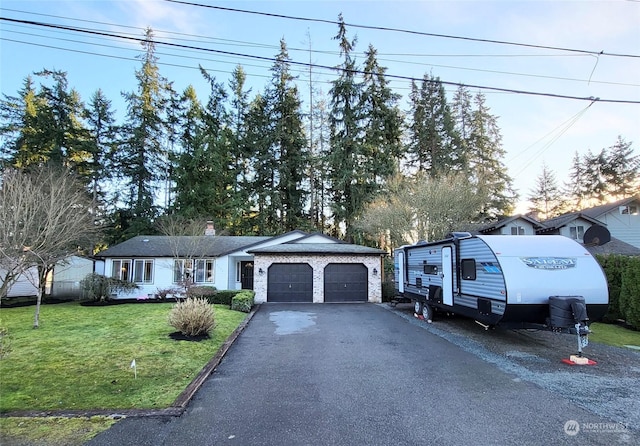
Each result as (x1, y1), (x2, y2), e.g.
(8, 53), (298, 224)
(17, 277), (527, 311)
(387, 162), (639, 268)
(267, 263), (313, 302)
(249, 233), (385, 304)
(324, 263), (368, 302)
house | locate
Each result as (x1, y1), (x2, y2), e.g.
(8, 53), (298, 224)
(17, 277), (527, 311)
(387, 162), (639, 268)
(1, 256), (95, 299)
(95, 230), (386, 303)
(539, 195), (640, 248)
(477, 214), (545, 235)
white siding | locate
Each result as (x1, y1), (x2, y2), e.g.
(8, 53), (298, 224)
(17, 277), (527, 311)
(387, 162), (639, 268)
(3, 267), (39, 298)
(596, 209), (640, 248)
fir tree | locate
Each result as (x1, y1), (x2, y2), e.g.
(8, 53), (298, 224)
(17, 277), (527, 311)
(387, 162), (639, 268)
(118, 28), (170, 235)
(527, 162), (564, 219)
(406, 73), (463, 177)
(605, 136), (639, 199)
(327, 14), (365, 241)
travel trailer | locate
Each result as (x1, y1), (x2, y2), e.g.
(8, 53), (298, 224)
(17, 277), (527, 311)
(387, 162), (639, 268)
(393, 233), (609, 331)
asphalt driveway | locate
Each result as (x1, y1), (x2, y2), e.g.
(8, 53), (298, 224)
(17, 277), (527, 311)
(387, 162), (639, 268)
(88, 304), (637, 445)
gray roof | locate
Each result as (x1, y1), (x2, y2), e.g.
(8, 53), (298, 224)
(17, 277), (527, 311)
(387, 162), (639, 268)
(96, 235), (272, 258)
(477, 214), (546, 233)
(248, 243), (386, 255)
(584, 237), (640, 256)
(538, 212), (604, 232)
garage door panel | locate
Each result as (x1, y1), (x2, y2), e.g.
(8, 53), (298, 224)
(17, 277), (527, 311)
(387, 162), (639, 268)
(267, 263), (313, 302)
(324, 263), (368, 302)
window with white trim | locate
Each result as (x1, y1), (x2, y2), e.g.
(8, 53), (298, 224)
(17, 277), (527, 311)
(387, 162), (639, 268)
(174, 259), (214, 283)
(510, 226), (525, 235)
(111, 259), (132, 281)
(620, 205), (639, 215)
(569, 226), (585, 241)
(133, 259), (154, 283)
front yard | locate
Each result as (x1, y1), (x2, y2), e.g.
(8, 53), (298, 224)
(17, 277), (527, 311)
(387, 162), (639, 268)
(0, 302), (247, 412)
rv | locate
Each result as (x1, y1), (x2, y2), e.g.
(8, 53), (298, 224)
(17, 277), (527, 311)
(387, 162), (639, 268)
(394, 233), (608, 329)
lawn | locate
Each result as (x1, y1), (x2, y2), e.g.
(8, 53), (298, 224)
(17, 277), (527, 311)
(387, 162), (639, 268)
(589, 321), (640, 348)
(0, 302), (247, 412)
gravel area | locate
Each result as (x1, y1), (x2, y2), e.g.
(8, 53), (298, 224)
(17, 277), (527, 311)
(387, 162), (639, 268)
(385, 303), (640, 434)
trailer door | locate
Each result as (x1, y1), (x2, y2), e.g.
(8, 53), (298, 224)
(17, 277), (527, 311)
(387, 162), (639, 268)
(441, 246), (453, 306)
(397, 251), (405, 293)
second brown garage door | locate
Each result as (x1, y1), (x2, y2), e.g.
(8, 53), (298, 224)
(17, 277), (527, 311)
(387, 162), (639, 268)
(324, 263), (368, 302)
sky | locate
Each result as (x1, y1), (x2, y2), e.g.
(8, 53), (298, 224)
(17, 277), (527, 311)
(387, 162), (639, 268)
(1, 0), (639, 214)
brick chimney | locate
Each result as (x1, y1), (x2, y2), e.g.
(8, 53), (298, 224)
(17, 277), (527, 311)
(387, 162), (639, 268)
(204, 221), (216, 236)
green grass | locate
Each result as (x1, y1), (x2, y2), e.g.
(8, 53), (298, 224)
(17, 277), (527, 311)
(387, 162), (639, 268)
(0, 416), (118, 446)
(0, 302), (247, 412)
(589, 322), (640, 348)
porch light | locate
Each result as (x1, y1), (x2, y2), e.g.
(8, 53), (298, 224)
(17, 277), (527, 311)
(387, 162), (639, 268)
(258, 268), (265, 276)
(373, 268), (378, 276)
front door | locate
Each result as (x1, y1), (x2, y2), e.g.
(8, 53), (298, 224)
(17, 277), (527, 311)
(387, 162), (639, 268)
(240, 261), (254, 290)
(441, 247), (454, 306)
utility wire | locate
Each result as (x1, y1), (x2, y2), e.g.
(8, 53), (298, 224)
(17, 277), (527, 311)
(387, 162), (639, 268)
(164, 0), (640, 59)
(2, 17), (638, 104)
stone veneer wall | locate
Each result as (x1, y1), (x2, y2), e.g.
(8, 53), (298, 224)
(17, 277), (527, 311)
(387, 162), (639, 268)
(253, 254), (382, 303)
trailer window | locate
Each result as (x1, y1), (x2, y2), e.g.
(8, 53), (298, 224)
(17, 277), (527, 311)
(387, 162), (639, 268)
(423, 261), (438, 275)
(461, 259), (476, 280)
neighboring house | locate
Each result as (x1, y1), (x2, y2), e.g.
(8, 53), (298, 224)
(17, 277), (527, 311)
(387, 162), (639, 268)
(49, 256), (94, 298)
(539, 195), (640, 248)
(2, 256), (95, 299)
(94, 230), (386, 303)
(477, 214), (545, 235)
(1, 266), (39, 298)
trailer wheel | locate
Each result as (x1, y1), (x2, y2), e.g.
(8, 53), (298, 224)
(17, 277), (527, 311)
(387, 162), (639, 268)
(414, 300), (423, 315)
(422, 303), (433, 322)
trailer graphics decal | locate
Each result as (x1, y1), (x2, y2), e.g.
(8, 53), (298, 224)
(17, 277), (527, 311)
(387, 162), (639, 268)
(481, 262), (502, 274)
(520, 257), (577, 270)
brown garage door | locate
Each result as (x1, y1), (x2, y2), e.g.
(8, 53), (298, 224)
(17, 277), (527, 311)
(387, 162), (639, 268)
(324, 263), (368, 302)
(267, 263), (313, 302)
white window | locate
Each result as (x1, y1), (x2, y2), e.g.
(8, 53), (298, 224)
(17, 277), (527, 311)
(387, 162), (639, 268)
(620, 205), (639, 215)
(174, 259), (214, 283)
(111, 259), (132, 281)
(133, 259), (154, 283)
(569, 226), (585, 240)
(510, 226), (525, 235)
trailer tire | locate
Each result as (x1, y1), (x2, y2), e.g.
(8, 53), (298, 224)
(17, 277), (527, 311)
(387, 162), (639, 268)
(422, 303), (433, 322)
(414, 300), (423, 315)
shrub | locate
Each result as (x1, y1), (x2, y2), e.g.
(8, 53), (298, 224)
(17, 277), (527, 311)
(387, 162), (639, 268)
(208, 290), (243, 306)
(155, 287), (181, 300)
(186, 286), (217, 300)
(620, 257), (640, 330)
(80, 273), (139, 301)
(168, 298), (215, 337)
(231, 291), (254, 313)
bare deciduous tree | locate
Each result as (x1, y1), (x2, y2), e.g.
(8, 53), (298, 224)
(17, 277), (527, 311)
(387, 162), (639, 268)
(357, 172), (487, 247)
(0, 165), (98, 327)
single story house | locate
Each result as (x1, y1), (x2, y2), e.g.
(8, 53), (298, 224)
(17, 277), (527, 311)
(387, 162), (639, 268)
(477, 214), (545, 235)
(95, 230), (385, 303)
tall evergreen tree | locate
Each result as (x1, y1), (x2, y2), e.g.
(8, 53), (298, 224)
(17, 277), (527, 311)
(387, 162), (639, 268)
(359, 44), (404, 190)
(84, 89), (118, 220)
(564, 152), (586, 211)
(604, 136), (639, 199)
(327, 14), (365, 241)
(265, 39), (309, 232)
(467, 92), (515, 218)
(118, 28), (170, 236)
(406, 74), (463, 177)
(228, 65), (253, 233)
(527, 162), (564, 219)
(581, 149), (609, 206)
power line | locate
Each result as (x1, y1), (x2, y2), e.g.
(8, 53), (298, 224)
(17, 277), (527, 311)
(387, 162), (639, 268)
(2, 17), (638, 105)
(164, 0), (640, 59)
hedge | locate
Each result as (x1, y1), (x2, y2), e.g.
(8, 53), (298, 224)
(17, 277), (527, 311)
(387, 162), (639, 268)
(231, 291), (255, 313)
(596, 254), (640, 330)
